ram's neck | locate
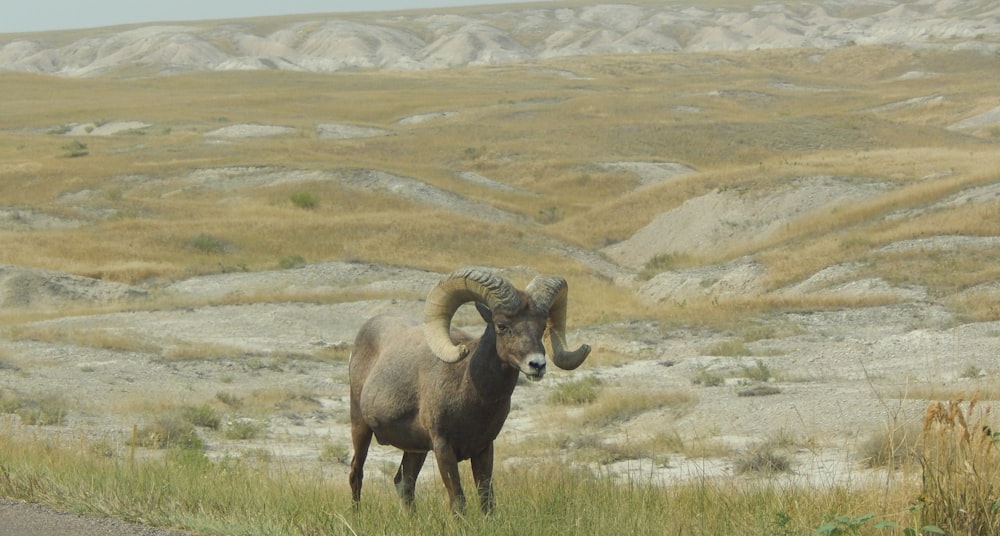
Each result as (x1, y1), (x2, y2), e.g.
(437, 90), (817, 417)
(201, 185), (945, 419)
(466, 329), (519, 405)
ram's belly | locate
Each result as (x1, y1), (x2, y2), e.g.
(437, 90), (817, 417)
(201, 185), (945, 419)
(370, 419), (432, 452)
(359, 375), (431, 451)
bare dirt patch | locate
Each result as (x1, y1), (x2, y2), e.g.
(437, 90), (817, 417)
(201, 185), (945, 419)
(603, 176), (890, 268)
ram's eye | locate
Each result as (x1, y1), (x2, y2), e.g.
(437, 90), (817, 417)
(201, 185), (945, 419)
(496, 323), (510, 334)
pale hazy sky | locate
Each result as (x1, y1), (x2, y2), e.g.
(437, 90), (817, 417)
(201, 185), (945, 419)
(2, 1), (533, 34)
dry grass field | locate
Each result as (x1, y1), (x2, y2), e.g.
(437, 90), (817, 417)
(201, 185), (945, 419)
(2, 2), (1000, 534)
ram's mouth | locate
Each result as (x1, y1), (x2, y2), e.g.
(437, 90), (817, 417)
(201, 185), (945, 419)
(521, 367), (545, 382)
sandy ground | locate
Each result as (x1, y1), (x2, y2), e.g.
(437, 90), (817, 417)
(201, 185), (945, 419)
(0, 499), (192, 536)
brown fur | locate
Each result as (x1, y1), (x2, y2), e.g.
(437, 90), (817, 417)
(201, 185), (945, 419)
(348, 296), (549, 514)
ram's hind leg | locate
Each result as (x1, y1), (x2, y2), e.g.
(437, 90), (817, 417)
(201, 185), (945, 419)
(349, 422), (373, 507)
(394, 451), (428, 509)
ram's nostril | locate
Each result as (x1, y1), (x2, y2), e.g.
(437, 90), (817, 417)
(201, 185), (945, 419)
(528, 358), (546, 371)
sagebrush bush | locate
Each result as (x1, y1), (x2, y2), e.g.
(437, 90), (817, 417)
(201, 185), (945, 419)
(734, 443), (791, 474)
(1, 393), (69, 426)
(224, 418), (265, 440)
(181, 404), (221, 430)
(137, 416), (202, 449)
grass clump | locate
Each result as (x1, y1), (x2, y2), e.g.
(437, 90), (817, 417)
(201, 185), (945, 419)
(737, 384), (782, 397)
(223, 418), (265, 440)
(740, 360), (773, 382)
(691, 367), (725, 386)
(734, 442), (791, 474)
(215, 391), (243, 408)
(61, 139), (88, 158)
(180, 404), (221, 430)
(136, 416), (203, 449)
(920, 397), (1000, 534)
(706, 339), (753, 357)
(640, 253), (691, 278)
(548, 376), (604, 405)
(186, 233), (230, 254)
(580, 388), (694, 427)
(859, 422), (921, 469)
(278, 254), (306, 269)
(14, 395), (70, 426)
(0, 392), (69, 426)
(289, 191), (319, 209)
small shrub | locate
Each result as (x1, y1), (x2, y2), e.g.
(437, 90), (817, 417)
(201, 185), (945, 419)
(741, 360), (773, 382)
(548, 376), (604, 405)
(859, 423), (921, 468)
(737, 384), (782, 397)
(319, 442), (350, 464)
(137, 416), (202, 449)
(61, 140), (88, 158)
(278, 255), (306, 269)
(640, 253), (690, 278)
(706, 340), (752, 357)
(691, 367), (724, 387)
(0, 389), (20, 413)
(735, 443), (791, 474)
(289, 191), (319, 209)
(960, 363), (983, 379)
(181, 404), (221, 430)
(224, 418), (265, 440)
(186, 233), (229, 254)
(216, 391), (243, 408)
(14, 395), (69, 426)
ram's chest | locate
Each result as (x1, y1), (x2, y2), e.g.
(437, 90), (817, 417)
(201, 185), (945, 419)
(435, 395), (511, 459)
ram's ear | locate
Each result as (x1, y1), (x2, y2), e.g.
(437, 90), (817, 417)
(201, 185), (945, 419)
(475, 301), (493, 323)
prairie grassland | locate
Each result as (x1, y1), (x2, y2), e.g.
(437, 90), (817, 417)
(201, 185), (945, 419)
(1, 47), (995, 310)
(0, 423), (931, 536)
(2, 41), (1000, 535)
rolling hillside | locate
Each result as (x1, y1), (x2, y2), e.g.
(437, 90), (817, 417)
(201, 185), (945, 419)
(1, 1), (999, 532)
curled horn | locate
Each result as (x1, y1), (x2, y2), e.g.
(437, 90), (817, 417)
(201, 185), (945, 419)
(423, 268), (521, 363)
(527, 275), (591, 370)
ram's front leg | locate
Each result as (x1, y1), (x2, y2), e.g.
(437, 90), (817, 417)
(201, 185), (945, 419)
(471, 443), (495, 514)
(432, 441), (466, 514)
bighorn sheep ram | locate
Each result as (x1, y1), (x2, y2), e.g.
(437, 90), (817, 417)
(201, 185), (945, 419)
(348, 267), (591, 513)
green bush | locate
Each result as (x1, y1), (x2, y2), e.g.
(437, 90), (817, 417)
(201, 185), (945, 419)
(15, 395), (69, 426)
(186, 233), (229, 254)
(740, 359), (772, 382)
(224, 418), (265, 440)
(691, 367), (724, 386)
(278, 255), (306, 269)
(181, 404), (221, 430)
(2, 392), (69, 426)
(137, 416), (202, 449)
(61, 140), (88, 158)
(289, 191), (319, 209)
(706, 340), (753, 357)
